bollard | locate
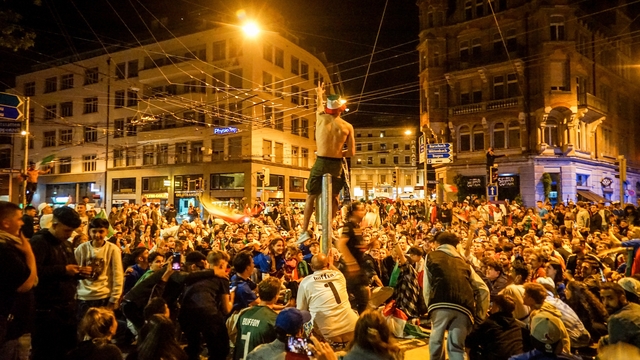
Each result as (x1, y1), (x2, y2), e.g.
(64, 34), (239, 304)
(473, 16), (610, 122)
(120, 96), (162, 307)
(320, 173), (332, 255)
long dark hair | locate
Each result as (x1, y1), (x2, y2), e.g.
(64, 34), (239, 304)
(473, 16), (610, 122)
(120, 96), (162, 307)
(347, 309), (402, 359)
(136, 315), (187, 360)
(565, 281), (608, 324)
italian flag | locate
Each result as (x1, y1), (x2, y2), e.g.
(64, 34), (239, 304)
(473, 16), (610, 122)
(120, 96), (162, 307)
(440, 183), (458, 193)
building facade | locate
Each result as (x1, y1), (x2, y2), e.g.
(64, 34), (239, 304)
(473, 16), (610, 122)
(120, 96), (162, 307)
(350, 121), (420, 200)
(418, 0), (640, 206)
(8, 25), (334, 215)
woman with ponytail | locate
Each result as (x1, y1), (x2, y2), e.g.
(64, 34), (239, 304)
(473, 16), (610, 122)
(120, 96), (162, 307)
(65, 307), (122, 360)
(343, 309), (404, 360)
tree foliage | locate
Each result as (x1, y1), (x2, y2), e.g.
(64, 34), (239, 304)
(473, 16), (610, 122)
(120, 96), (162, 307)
(0, 1), (40, 51)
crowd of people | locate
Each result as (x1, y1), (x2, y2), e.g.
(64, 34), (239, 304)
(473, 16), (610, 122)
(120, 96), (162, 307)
(1, 194), (640, 360)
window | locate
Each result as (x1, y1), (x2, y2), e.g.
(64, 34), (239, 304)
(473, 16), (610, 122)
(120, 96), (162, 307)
(493, 122), (505, 148)
(157, 144), (168, 165)
(367, 157), (373, 165)
(59, 157), (72, 174)
(459, 40), (470, 62)
(405, 143), (411, 150)
(61, 74), (74, 90)
(125, 148), (136, 166)
(24, 82), (35, 96)
(83, 154), (97, 172)
(228, 137), (242, 158)
(493, 75), (504, 99)
(44, 105), (57, 120)
(405, 156), (411, 164)
(262, 139), (272, 160)
(459, 125), (471, 151)
(174, 143), (187, 163)
(471, 38), (481, 57)
(473, 89), (482, 103)
(212, 40), (226, 61)
(191, 141), (203, 162)
(59, 129), (72, 145)
(275, 78), (283, 97)
(45, 77), (57, 93)
(393, 143), (399, 150)
(367, 143), (373, 151)
(291, 85), (300, 105)
(262, 72), (273, 93)
(393, 156), (399, 164)
(405, 174), (412, 186)
(289, 176), (307, 193)
(302, 91), (309, 109)
(43, 131), (56, 147)
(576, 174), (589, 187)
(507, 73), (518, 97)
(301, 148), (309, 167)
(113, 177), (136, 192)
(229, 68), (243, 89)
(28, 108), (34, 123)
(493, 33), (503, 55)
(380, 157), (386, 165)
(476, 0), (484, 17)
(263, 42), (273, 62)
(274, 142), (284, 163)
(83, 97), (98, 114)
(506, 29), (517, 52)
(275, 48), (284, 68)
(550, 15), (565, 41)
(127, 91), (138, 107)
(301, 118), (309, 138)
(433, 88), (440, 108)
(143, 145), (155, 165)
(60, 102), (74, 118)
(115, 90), (125, 108)
(85, 68), (99, 85)
(301, 62), (309, 80)
(550, 62), (568, 91)
(356, 143), (362, 151)
(380, 131), (386, 138)
(116, 63), (126, 79)
(0, 149), (10, 168)
(356, 159), (362, 164)
(291, 115), (300, 135)
(380, 174), (386, 183)
(84, 126), (97, 143)
(461, 92), (471, 105)
(543, 119), (558, 146)
(380, 143), (387, 150)
(114, 118), (124, 138)
(472, 125), (484, 151)
(290, 146), (300, 167)
(126, 117), (137, 136)
(291, 56), (299, 75)
(275, 110), (284, 131)
(128, 60), (139, 78)
(465, 1), (472, 20)
(113, 149), (125, 167)
(210, 173), (245, 190)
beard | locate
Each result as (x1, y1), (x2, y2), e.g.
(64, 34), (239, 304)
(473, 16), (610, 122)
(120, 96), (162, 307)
(605, 304), (621, 315)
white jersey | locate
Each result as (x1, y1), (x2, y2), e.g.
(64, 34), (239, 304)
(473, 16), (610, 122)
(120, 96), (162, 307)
(297, 269), (358, 338)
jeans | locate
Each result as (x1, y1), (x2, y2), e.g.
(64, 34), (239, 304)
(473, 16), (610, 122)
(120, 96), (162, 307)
(429, 308), (472, 360)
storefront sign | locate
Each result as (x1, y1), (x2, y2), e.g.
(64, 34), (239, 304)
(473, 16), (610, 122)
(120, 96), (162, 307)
(175, 191), (201, 197)
(466, 177), (483, 188)
(213, 127), (239, 135)
(144, 192), (169, 199)
(497, 176), (517, 188)
(601, 177), (613, 188)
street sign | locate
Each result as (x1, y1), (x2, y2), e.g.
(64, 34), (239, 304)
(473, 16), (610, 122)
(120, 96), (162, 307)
(427, 153), (452, 159)
(426, 180), (440, 184)
(427, 158), (453, 164)
(427, 143), (451, 149)
(487, 185), (498, 197)
(426, 143), (453, 164)
(0, 121), (22, 134)
(0, 93), (24, 121)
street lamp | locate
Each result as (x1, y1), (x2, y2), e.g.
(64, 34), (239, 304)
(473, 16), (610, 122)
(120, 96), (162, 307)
(404, 129), (412, 136)
(242, 21), (260, 37)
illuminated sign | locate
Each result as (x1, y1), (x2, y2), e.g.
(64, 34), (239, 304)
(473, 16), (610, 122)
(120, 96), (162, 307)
(144, 193), (169, 199)
(213, 127), (239, 135)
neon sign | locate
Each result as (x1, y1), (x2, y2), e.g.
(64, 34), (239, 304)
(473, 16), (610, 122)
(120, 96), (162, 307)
(213, 127), (239, 135)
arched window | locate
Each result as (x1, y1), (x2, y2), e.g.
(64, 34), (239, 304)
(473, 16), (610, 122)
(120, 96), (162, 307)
(493, 122), (505, 149)
(459, 125), (471, 151)
(508, 120), (520, 148)
(543, 120), (558, 146)
(472, 125), (485, 151)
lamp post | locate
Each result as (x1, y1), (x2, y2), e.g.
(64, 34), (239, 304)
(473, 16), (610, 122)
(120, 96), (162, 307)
(22, 97), (30, 207)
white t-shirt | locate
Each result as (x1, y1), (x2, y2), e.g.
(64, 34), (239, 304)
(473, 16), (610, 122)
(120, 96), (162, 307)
(297, 269), (358, 338)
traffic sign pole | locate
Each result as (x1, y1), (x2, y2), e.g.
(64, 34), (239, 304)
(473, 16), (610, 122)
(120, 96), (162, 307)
(22, 97), (29, 207)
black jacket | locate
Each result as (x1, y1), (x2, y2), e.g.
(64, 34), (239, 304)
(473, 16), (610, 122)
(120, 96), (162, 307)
(466, 311), (523, 360)
(29, 228), (78, 310)
(426, 248), (476, 320)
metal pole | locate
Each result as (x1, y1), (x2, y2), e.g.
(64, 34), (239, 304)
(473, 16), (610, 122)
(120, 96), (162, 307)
(320, 173), (332, 255)
(395, 166), (399, 200)
(22, 97), (30, 208)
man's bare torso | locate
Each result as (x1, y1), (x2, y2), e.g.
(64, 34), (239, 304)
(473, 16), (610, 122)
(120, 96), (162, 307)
(315, 113), (353, 158)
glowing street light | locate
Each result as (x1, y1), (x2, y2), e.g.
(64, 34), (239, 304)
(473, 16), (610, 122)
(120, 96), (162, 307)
(242, 21), (260, 37)
(404, 130), (412, 136)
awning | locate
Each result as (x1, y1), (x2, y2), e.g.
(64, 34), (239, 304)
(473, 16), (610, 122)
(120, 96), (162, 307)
(576, 190), (606, 203)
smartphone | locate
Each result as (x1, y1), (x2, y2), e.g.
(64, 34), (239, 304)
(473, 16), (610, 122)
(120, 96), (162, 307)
(171, 252), (181, 271)
(286, 336), (313, 356)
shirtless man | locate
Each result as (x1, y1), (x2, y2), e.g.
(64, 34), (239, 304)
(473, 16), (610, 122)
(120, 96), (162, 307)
(298, 82), (355, 243)
(21, 161), (50, 204)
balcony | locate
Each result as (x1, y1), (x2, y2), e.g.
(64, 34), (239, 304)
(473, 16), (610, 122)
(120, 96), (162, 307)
(449, 97), (522, 116)
(446, 46), (526, 73)
(578, 93), (608, 114)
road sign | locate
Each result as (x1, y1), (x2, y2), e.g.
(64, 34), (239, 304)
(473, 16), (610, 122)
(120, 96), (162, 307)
(0, 93), (24, 121)
(487, 185), (498, 197)
(427, 158), (453, 164)
(0, 93), (23, 108)
(426, 143), (453, 164)
(426, 180), (440, 184)
(0, 121), (22, 134)
(426, 143), (451, 150)
(427, 153), (452, 159)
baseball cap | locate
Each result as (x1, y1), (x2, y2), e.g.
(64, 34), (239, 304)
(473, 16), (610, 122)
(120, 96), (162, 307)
(530, 313), (564, 354)
(619, 277), (640, 299)
(37, 202), (51, 215)
(536, 276), (555, 289)
(275, 308), (311, 335)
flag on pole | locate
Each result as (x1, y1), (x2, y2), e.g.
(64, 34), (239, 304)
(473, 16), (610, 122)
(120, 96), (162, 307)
(41, 154), (56, 165)
(440, 183), (458, 193)
(94, 208), (115, 237)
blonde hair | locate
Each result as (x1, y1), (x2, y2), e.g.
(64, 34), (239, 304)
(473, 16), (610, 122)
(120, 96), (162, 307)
(79, 307), (117, 342)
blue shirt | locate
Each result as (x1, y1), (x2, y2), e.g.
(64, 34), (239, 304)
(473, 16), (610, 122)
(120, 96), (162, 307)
(230, 274), (257, 312)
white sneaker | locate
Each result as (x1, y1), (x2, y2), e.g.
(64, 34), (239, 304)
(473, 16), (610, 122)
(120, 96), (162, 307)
(296, 231), (311, 244)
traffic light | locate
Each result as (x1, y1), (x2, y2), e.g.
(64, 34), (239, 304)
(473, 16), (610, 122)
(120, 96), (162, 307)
(392, 171), (397, 185)
(257, 172), (265, 181)
(490, 165), (499, 184)
(194, 178), (202, 190)
(263, 167), (270, 186)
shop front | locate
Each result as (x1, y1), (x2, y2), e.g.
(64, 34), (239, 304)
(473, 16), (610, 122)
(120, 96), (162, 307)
(174, 174), (204, 219)
(45, 182), (101, 207)
(460, 176), (486, 200)
(496, 175), (520, 202)
(141, 176), (171, 208)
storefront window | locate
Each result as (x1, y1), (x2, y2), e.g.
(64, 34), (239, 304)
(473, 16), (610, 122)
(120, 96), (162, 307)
(113, 178), (136, 193)
(210, 173), (245, 190)
(289, 177), (307, 193)
(142, 177), (169, 192)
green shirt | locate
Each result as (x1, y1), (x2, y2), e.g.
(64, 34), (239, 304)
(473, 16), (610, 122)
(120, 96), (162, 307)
(234, 305), (278, 360)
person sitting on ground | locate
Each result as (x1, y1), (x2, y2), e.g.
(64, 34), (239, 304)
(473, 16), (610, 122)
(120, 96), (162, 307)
(466, 294), (524, 360)
(126, 314), (187, 360)
(245, 307), (312, 360)
(65, 307), (122, 360)
(522, 283), (572, 354)
(484, 258), (512, 297)
(508, 311), (582, 360)
(343, 309), (404, 360)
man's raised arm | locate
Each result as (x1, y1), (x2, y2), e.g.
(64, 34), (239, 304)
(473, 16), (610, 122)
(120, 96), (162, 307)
(315, 81), (325, 115)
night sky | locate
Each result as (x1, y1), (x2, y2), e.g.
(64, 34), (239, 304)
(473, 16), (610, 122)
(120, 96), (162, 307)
(0, 0), (420, 117)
